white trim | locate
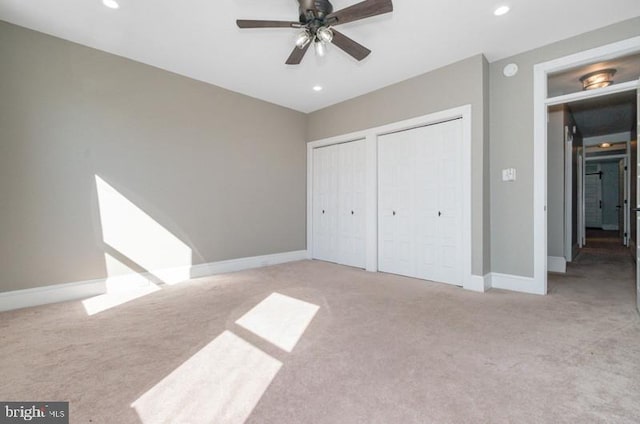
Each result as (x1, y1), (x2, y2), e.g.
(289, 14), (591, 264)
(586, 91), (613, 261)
(365, 133), (378, 272)
(585, 154), (628, 161)
(489, 273), (545, 295)
(306, 145), (313, 262)
(565, 129), (573, 262)
(602, 224), (620, 231)
(467, 274), (491, 293)
(307, 105), (474, 291)
(533, 36), (640, 296)
(0, 250), (309, 313)
(0, 279), (106, 313)
(547, 256), (567, 273)
(546, 80), (638, 106)
(584, 132), (631, 146)
(189, 250), (309, 278)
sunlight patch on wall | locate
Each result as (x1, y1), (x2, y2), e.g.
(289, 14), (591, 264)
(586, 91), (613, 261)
(235, 293), (319, 352)
(132, 331), (282, 424)
(95, 175), (192, 285)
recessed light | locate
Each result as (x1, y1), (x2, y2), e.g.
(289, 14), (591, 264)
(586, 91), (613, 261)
(600, 143), (611, 148)
(313, 85), (323, 92)
(494, 5), (510, 16)
(103, 0), (120, 9)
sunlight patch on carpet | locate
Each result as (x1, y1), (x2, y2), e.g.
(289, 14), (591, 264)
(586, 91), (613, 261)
(235, 293), (319, 352)
(132, 331), (281, 424)
(82, 284), (160, 316)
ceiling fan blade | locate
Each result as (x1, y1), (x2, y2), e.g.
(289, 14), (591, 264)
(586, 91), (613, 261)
(326, 0), (393, 26)
(331, 30), (371, 61)
(236, 20), (300, 29)
(286, 42), (311, 65)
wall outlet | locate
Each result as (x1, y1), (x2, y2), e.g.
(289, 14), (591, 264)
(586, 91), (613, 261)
(502, 168), (517, 182)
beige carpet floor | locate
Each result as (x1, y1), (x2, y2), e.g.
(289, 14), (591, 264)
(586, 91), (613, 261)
(1, 256), (639, 423)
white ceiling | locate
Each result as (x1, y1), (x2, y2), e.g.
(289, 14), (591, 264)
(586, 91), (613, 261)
(1, 0), (640, 113)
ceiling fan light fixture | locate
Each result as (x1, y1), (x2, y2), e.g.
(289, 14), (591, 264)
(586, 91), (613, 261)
(580, 68), (616, 90)
(295, 30), (311, 48)
(314, 40), (326, 57)
(102, 0), (120, 9)
(494, 5), (510, 16)
(317, 26), (334, 43)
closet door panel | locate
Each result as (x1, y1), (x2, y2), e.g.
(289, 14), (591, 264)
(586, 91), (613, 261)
(414, 124), (440, 281)
(312, 145), (339, 263)
(378, 131), (416, 277)
(338, 140), (366, 268)
(435, 120), (463, 284)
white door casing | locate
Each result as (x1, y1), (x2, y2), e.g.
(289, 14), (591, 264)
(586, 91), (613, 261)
(534, 35), (640, 295)
(564, 126), (573, 260)
(577, 150), (584, 248)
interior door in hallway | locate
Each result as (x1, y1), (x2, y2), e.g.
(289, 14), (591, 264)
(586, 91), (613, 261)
(585, 163), (602, 229)
(636, 80), (640, 314)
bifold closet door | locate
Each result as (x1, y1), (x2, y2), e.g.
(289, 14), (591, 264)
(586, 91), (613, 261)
(337, 140), (366, 268)
(312, 144), (339, 263)
(312, 140), (366, 268)
(378, 130), (416, 277)
(378, 119), (463, 286)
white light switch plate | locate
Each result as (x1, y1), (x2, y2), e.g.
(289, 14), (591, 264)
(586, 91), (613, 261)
(502, 168), (517, 182)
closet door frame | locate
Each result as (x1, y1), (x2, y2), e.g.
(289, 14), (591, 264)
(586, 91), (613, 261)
(307, 105), (478, 291)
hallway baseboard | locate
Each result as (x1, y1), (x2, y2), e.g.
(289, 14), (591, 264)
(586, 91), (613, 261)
(548, 256), (567, 273)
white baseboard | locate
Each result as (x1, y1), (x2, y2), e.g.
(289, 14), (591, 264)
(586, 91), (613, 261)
(488, 272), (545, 295)
(0, 250), (310, 313)
(602, 224), (619, 231)
(547, 256), (567, 273)
(190, 250), (309, 278)
(0, 279), (106, 313)
(571, 244), (579, 262)
(465, 274), (491, 293)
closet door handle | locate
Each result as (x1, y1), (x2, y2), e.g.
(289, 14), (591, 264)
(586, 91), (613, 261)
(322, 210), (325, 214)
(438, 211), (442, 217)
(392, 211), (396, 216)
(351, 211), (354, 215)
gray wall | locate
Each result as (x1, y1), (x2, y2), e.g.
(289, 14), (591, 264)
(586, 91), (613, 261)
(307, 55), (491, 276)
(0, 21), (307, 293)
(490, 17), (640, 277)
(547, 107), (565, 258)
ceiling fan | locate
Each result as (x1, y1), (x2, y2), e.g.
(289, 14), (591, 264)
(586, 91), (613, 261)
(236, 0), (393, 65)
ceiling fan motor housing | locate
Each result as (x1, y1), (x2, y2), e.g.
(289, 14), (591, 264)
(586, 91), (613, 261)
(298, 0), (334, 23)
